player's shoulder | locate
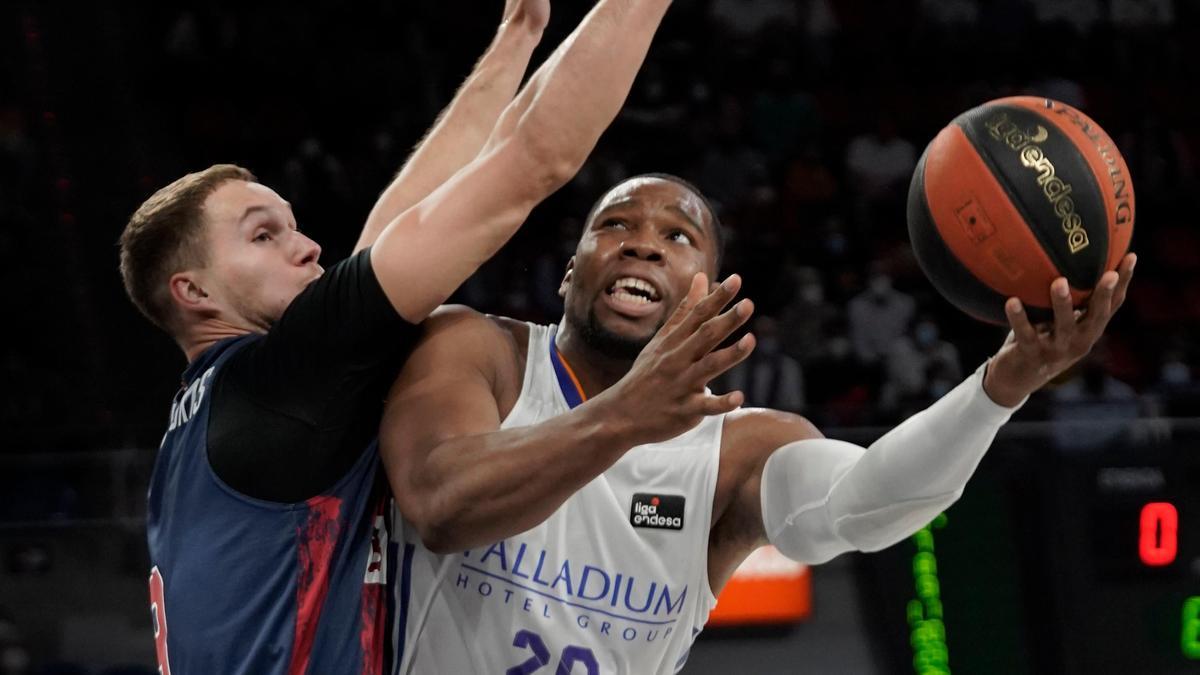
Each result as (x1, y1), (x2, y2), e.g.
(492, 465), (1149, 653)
(721, 408), (824, 466)
(401, 306), (531, 414)
(421, 305), (520, 343)
(422, 303), (490, 331)
(416, 305), (528, 369)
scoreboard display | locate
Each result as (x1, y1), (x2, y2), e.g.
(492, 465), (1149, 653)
(858, 420), (1200, 675)
(1041, 431), (1199, 674)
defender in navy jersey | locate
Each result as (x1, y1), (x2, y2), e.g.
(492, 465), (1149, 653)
(147, 254), (408, 674)
(118, 0), (689, 670)
(379, 175), (1135, 673)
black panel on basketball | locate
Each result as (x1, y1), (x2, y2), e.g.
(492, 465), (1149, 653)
(954, 104), (1109, 289)
(907, 148), (1012, 325)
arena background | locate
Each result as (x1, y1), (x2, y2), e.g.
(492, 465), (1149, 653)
(2, 1), (1198, 673)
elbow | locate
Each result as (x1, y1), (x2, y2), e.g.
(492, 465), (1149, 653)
(510, 122), (584, 196)
(414, 520), (462, 555)
(396, 493), (464, 554)
(539, 153), (583, 194)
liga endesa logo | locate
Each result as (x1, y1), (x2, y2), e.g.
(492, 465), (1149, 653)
(630, 493), (685, 531)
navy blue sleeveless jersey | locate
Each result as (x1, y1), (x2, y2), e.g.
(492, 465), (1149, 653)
(145, 250), (415, 675)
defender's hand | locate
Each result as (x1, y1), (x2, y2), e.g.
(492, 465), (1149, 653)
(503, 0), (550, 33)
(984, 253), (1136, 407)
(597, 273), (756, 447)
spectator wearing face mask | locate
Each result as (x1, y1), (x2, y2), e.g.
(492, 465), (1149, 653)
(777, 266), (838, 365)
(721, 315), (806, 413)
(1048, 345), (1141, 452)
(845, 112), (917, 235)
(881, 316), (962, 416)
(848, 267), (916, 365)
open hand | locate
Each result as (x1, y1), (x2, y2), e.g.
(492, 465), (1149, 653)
(984, 253), (1137, 407)
(596, 272), (756, 446)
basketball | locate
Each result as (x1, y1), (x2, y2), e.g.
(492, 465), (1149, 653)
(907, 96), (1135, 325)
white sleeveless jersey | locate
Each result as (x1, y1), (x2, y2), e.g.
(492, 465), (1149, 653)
(390, 322), (724, 675)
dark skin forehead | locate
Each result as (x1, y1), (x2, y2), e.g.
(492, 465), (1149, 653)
(585, 177), (718, 272)
(589, 178), (712, 233)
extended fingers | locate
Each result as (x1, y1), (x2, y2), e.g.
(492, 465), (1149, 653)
(692, 332), (756, 384)
(666, 273), (740, 341)
(679, 297), (755, 360)
(1005, 298), (1039, 348)
(1078, 253), (1135, 337)
(1081, 271), (1118, 335)
(659, 273), (709, 338)
(688, 274), (742, 326)
(699, 390), (746, 416)
(1050, 278), (1075, 349)
(1112, 252), (1136, 310)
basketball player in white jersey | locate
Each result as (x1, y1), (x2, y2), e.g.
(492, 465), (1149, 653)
(379, 174), (1136, 674)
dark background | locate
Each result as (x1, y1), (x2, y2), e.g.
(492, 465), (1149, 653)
(1, 1), (1198, 673)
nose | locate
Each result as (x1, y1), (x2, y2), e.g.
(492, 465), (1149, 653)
(295, 232), (322, 267)
(619, 232), (664, 264)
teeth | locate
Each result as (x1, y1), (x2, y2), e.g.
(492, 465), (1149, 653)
(611, 276), (659, 300)
(612, 290), (651, 305)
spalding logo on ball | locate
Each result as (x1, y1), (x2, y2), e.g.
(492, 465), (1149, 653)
(907, 96), (1134, 324)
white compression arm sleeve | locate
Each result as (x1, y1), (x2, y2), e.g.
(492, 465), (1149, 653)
(760, 362), (1023, 564)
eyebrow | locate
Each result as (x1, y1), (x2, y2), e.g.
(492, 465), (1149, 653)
(596, 197), (638, 215)
(238, 205), (270, 223)
(666, 205), (708, 241)
(238, 203), (293, 227)
(595, 199), (709, 241)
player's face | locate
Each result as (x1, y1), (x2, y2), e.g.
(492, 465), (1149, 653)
(560, 178), (718, 358)
(199, 181), (323, 330)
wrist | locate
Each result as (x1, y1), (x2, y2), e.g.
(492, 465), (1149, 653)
(982, 356), (1032, 408)
(577, 389), (644, 451)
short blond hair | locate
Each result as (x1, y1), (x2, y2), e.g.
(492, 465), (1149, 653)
(119, 164), (256, 332)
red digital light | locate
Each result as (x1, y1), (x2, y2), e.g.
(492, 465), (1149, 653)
(1138, 502), (1178, 567)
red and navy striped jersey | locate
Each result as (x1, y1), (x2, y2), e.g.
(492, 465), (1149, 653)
(147, 334), (395, 674)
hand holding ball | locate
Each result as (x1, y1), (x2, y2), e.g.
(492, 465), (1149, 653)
(907, 96), (1134, 325)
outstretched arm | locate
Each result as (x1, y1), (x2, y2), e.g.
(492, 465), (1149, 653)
(382, 276), (754, 553)
(756, 363), (1018, 565)
(715, 258), (1136, 573)
(354, 0), (548, 253)
(369, 0), (676, 322)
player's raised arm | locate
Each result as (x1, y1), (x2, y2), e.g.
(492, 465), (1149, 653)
(712, 260), (1136, 575)
(369, 0), (675, 323)
(353, 0), (548, 253)
(381, 275), (754, 553)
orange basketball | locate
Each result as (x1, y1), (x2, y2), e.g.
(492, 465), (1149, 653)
(907, 96), (1135, 325)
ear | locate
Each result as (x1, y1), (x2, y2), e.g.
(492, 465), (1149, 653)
(557, 257), (576, 299)
(169, 270), (217, 316)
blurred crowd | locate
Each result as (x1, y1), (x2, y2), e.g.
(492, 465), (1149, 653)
(2, 1), (1199, 672)
(2, 0), (1198, 454)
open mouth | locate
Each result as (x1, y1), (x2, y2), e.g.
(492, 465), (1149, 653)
(603, 276), (662, 318)
(606, 276), (661, 305)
